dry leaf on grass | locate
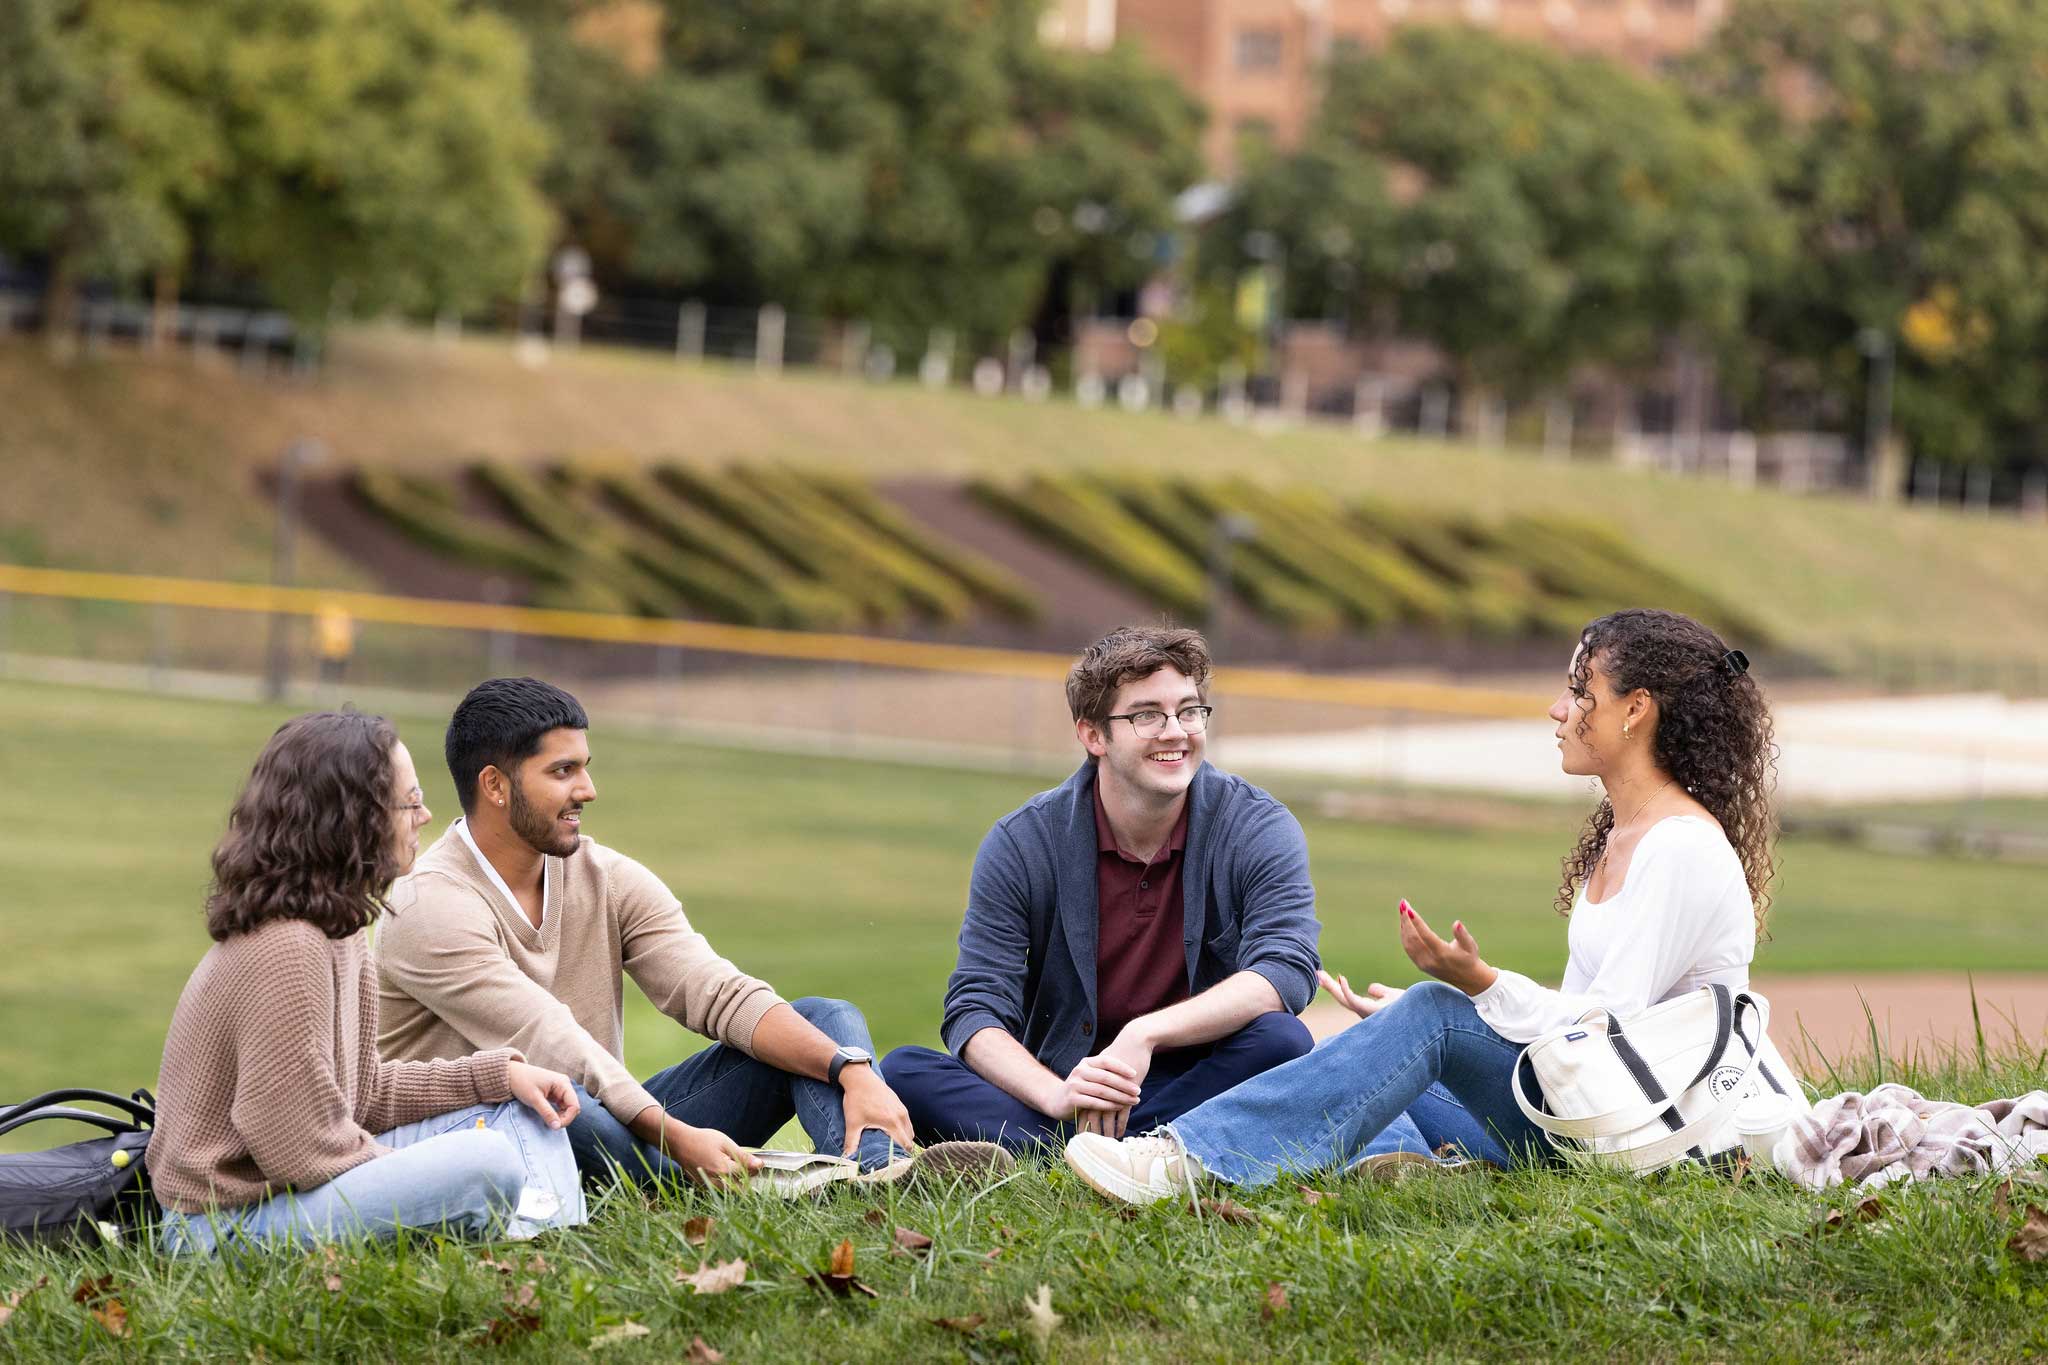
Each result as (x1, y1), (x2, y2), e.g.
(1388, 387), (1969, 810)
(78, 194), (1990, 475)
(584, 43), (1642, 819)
(324, 1274), (343, 1294)
(506, 1284), (537, 1311)
(683, 1216), (715, 1248)
(1815, 1196), (1886, 1233)
(893, 1227), (934, 1256)
(1024, 1285), (1063, 1350)
(676, 1259), (749, 1295)
(930, 1314), (986, 1335)
(1261, 1282), (1289, 1321)
(0, 1276), (49, 1329)
(806, 1240), (879, 1299)
(478, 1255), (518, 1275)
(483, 1311), (541, 1344)
(1297, 1186), (1330, 1206)
(1193, 1197), (1259, 1225)
(72, 1277), (129, 1338)
(1114, 1207), (1141, 1222)
(2009, 1204), (2048, 1263)
(685, 1335), (725, 1363)
(590, 1321), (651, 1349)
(525, 1255), (550, 1276)
(863, 1208), (887, 1227)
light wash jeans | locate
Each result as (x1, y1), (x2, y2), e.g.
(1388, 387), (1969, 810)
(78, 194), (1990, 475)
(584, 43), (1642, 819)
(159, 1098), (585, 1255)
(567, 996), (903, 1185)
(1168, 981), (1555, 1187)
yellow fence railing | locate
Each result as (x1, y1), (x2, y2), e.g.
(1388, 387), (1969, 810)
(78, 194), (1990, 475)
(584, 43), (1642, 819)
(0, 563), (1544, 719)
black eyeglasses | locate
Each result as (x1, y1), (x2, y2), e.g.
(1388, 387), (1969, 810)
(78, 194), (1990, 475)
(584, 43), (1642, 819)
(1103, 705), (1214, 738)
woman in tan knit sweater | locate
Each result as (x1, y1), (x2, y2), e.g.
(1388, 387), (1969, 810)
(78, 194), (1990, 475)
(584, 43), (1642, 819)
(148, 710), (588, 1253)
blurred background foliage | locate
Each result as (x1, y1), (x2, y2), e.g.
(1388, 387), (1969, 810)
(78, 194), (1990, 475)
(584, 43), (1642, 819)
(7, 0), (2048, 469)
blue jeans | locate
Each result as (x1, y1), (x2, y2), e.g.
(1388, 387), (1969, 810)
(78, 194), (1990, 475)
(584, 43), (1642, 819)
(881, 1012), (1363, 1153)
(567, 996), (899, 1184)
(158, 1098), (585, 1255)
(1169, 981), (1555, 1187)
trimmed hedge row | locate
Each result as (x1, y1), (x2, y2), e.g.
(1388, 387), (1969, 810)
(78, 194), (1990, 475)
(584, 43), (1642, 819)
(810, 472), (1042, 623)
(972, 472), (1770, 646)
(471, 462), (685, 617)
(969, 475), (1211, 619)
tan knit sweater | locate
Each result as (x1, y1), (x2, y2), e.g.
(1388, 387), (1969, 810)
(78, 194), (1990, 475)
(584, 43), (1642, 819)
(147, 917), (518, 1214)
(376, 826), (783, 1126)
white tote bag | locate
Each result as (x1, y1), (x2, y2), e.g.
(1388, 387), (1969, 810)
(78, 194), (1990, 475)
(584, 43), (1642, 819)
(1511, 985), (1808, 1173)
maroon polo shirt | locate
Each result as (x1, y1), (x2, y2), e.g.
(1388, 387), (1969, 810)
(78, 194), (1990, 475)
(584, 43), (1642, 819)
(1093, 783), (1191, 1040)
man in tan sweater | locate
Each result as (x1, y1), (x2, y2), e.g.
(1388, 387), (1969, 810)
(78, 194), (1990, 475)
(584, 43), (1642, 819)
(377, 677), (993, 1189)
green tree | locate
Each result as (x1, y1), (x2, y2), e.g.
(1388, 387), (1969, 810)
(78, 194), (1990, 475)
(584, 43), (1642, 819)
(600, 0), (1199, 349)
(1689, 0), (2048, 467)
(1215, 27), (1784, 400)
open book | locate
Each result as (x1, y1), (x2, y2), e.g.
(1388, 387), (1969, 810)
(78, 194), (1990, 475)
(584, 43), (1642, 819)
(742, 1148), (859, 1197)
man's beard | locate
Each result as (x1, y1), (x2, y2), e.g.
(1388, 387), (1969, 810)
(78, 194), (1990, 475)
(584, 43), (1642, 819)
(508, 780), (581, 858)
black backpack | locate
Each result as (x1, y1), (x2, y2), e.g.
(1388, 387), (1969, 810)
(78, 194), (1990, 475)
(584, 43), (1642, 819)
(0, 1089), (157, 1247)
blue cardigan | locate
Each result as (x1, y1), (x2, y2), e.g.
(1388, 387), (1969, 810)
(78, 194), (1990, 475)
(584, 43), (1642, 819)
(939, 760), (1322, 1079)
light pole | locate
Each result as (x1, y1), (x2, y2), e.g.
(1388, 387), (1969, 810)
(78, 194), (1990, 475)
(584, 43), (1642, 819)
(1859, 326), (1896, 501)
(265, 438), (327, 701)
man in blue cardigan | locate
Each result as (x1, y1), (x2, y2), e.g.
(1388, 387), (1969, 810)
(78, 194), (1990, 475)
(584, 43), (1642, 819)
(880, 626), (1319, 1150)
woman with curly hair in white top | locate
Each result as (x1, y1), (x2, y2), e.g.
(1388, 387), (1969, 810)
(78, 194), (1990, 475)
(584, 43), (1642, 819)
(1065, 607), (1778, 1202)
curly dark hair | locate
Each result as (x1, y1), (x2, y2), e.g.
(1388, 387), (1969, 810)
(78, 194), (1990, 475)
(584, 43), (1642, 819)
(205, 710), (403, 942)
(1066, 625), (1212, 724)
(1555, 609), (1779, 936)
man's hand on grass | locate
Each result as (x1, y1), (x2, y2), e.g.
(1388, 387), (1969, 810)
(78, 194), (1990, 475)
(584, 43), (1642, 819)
(836, 1063), (916, 1156)
(1044, 1054), (1142, 1135)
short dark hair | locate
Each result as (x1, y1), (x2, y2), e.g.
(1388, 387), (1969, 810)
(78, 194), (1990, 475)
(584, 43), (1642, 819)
(445, 677), (589, 813)
(206, 710), (401, 942)
(1066, 625), (1213, 724)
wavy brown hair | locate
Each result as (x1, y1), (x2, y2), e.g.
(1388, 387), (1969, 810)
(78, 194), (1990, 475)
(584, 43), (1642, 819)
(205, 710), (403, 942)
(1555, 609), (1779, 936)
(1066, 625), (1212, 724)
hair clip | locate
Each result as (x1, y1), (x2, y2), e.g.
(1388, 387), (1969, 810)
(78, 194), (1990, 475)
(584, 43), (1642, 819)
(1719, 649), (1749, 678)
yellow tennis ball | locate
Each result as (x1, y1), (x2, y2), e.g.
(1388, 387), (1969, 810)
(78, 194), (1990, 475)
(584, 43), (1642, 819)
(110, 1149), (131, 1169)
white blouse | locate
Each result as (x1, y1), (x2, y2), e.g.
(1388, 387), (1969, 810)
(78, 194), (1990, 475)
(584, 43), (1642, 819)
(1470, 815), (1756, 1043)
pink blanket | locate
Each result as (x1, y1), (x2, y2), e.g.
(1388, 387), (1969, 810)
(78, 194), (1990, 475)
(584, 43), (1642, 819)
(1781, 1083), (2048, 1191)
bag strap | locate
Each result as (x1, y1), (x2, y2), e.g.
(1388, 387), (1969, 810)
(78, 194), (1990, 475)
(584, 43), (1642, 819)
(0, 1088), (155, 1139)
(1512, 990), (1768, 1144)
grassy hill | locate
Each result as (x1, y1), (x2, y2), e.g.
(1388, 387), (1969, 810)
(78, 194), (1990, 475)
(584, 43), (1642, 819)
(5, 327), (2047, 668)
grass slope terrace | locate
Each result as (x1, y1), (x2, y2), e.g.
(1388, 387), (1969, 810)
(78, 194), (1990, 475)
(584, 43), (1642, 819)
(3, 330), (2047, 667)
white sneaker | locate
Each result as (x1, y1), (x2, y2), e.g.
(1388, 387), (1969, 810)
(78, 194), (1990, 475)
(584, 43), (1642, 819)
(1064, 1131), (1204, 1206)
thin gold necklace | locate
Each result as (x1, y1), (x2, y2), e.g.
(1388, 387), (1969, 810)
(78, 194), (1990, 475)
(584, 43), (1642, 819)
(1610, 777), (1675, 836)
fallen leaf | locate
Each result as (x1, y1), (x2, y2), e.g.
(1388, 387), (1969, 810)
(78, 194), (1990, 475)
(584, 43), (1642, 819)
(0, 1276), (49, 1329)
(863, 1207), (887, 1227)
(2010, 1204), (2048, 1263)
(1297, 1186), (1330, 1206)
(1261, 1281), (1289, 1321)
(525, 1254), (551, 1276)
(478, 1255), (518, 1275)
(1814, 1196), (1886, 1234)
(683, 1216), (715, 1248)
(1024, 1284), (1063, 1350)
(685, 1336), (725, 1363)
(830, 1238), (856, 1278)
(590, 1321), (651, 1349)
(1114, 1207), (1141, 1222)
(1854, 1196), (1885, 1222)
(1194, 1197), (1259, 1225)
(804, 1272), (879, 1300)
(981, 1247), (1006, 1262)
(324, 1274), (343, 1294)
(506, 1284), (537, 1311)
(1995, 1180), (2014, 1217)
(483, 1311), (541, 1344)
(893, 1227), (934, 1256)
(930, 1314), (986, 1335)
(997, 1225), (1017, 1241)
(676, 1259), (749, 1296)
(72, 1277), (128, 1338)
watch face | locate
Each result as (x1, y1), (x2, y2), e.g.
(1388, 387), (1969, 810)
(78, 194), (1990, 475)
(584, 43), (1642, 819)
(838, 1046), (873, 1063)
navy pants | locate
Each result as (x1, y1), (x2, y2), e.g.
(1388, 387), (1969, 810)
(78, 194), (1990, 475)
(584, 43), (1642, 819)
(879, 1011), (1314, 1152)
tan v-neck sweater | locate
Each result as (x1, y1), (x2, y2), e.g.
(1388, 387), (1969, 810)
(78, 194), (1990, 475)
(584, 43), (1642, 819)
(147, 918), (517, 1213)
(375, 828), (782, 1125)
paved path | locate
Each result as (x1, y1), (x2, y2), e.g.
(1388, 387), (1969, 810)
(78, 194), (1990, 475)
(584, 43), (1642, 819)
(1221, 694), (2048, 803)
(1301, 971), (2048, 1073)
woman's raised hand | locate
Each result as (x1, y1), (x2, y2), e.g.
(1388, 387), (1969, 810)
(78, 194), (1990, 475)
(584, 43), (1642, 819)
(1395, 899), (1499, 997)
(1316, 968), (1404, 1020)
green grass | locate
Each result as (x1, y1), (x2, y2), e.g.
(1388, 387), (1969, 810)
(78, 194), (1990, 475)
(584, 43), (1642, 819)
(4, 680), (2048, 1359)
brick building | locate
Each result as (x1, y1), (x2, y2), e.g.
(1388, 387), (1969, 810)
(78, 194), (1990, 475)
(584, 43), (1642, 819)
(1045, 0), (1729, 173)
